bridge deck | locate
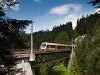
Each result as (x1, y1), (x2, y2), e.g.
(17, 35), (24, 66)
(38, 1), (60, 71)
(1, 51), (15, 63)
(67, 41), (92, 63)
(14, 49), (71, 58)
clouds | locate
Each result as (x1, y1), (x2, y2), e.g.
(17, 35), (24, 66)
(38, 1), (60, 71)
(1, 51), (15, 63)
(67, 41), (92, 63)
(48, 3), (82, 28)
(49, 4), (69, 15)
(49, 4), (81, 15)
(96, 8), (100, 14)
(10, 4), (19, 11)
(56, 15), (81, 29)
(33, 0), (41, 3)
(0, 0), (19, 11)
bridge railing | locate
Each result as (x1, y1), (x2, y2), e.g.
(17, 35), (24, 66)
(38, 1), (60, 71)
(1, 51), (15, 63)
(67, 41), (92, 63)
(30, 50), (71, 67)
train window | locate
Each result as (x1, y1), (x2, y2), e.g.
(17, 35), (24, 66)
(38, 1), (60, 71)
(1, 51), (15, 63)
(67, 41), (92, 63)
(57, 46), (62, 49)
(47, 45), (50, 48)
(57, 46), (65, 49)
(65, 46), (72, 50)
(47, 45), (55, 48)
(51, 45), (55, 48)
(62, 46), (65, 49)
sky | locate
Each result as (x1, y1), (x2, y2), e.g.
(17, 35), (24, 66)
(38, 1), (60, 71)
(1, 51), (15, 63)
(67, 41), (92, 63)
(5, 0), (97, 33)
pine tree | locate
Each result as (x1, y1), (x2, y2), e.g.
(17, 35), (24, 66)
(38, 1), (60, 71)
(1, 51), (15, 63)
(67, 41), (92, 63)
(0, 6), (32, 75)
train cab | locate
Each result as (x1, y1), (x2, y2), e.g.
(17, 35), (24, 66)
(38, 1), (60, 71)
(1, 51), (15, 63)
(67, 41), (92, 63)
(40, 42), (72, 51)
(40, 42), (47, 50)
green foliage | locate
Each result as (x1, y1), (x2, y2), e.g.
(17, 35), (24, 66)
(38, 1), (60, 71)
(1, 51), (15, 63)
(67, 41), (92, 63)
(18, 31), (31, 50)
(36, 62), (55, 75)
(70, 55), (80, 75)
(75, 13), (100, 36)
(89, 0), (100, 8)
(51, 63), (68, 75)
(54, 31), (69, 44)
(70, 12), (100, 75)
(35, 60), (71, 75)
(89, 25), (100, 75)
(0, 6), (32, 74)
(70, 35), (94, 75)
(71, 22), (100, 75)
(0, 8), (5, 17)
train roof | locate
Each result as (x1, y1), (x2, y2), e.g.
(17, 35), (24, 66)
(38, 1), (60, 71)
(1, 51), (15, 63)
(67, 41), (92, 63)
(42, 42), (71, 46)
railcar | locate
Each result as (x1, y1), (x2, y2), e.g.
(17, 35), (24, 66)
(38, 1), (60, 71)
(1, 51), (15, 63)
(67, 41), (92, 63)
(40, 42), (72, 51)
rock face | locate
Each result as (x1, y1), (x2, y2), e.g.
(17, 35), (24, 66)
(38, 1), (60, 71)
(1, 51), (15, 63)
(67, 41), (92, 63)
(14, 52), (34, 75)
(15, 58), (34, 75)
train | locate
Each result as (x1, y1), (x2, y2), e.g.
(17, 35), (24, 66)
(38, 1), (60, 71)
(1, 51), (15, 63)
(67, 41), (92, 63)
(40, 42), (72, 51)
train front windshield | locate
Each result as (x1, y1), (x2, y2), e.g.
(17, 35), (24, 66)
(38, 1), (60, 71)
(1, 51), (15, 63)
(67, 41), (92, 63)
(41, 44), (46, 48)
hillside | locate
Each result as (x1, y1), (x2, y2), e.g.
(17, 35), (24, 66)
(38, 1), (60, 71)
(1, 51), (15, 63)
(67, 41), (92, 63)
(33, 22), (73, 49)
